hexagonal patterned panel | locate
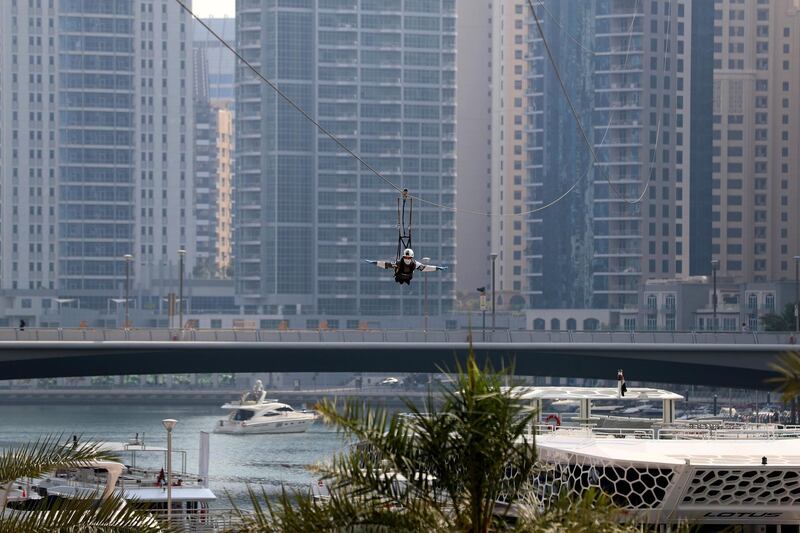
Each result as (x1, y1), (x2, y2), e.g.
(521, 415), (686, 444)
(523, 451), (675, 510)
(683, 469), (800, 506)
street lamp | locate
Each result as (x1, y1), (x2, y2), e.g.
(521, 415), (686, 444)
(794, 256), (800, 334)
(161, 418), (178, 524)
(477, 287), (487, 341)
(711, 259), (719, 332)
(123, 254), (133, 329)
(178, 249), (186, 334)
(422, 257), (430, 332)
(490, 253), (498, 332)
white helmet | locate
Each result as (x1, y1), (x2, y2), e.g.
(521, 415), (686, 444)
(403, 248), (414, 259)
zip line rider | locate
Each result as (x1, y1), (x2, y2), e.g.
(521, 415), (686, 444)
(366, 248), (446, 285)
(363, 189), (446, 285)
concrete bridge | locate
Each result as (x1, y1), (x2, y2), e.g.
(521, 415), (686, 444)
(0, 328), (798, 389)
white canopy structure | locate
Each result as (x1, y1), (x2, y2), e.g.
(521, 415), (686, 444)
(510, 386), (683, 425)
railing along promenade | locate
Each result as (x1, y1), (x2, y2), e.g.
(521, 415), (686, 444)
(0, 327), (797, 345)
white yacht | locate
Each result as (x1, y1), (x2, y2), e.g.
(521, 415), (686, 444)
(214, 380), (318, 434)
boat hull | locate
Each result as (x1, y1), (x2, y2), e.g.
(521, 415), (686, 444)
(213, 416), (316, 434)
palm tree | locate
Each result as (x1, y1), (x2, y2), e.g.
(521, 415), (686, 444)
(767, 351), (800, 424)
(0, 436), (167, 532)
(761, 303), (796, 331)
(227, 352), (646, 532)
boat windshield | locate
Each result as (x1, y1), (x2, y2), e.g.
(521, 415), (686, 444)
(276, 406), (294, 412)
(233, 410), (255, 421)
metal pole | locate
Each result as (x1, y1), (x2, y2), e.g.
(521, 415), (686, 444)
(424, 273), (428, 332)
(123, 254), (132, 329)
(793, 257), (800, 425)
(167, 429), (172, 522)
(422, 257), (430, 332)
(794, 256), (800, 333)
(491, 253), (498, 332)
(482, 309), (486, 342)
(178, 249), (186, 333)
(713, 268), (717, 331)
(162, 419), (177, 525)
(711, 259), (719, 331)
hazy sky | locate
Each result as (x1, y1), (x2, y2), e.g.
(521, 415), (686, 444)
(192, 0), (235, 18)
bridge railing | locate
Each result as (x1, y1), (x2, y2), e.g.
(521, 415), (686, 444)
(0, 328), (798, 345)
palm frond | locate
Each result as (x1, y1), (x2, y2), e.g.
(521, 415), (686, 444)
(514, 487), (640, 533)
(0, 435), (115, 485)
(766, 351), (800, 403)
(0, 491), (172, 533)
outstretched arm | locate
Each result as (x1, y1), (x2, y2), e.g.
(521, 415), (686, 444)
(416, 262), (447, 273)
(364, 260), (395, 270)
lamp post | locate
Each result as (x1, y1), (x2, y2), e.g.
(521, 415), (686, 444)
(178, 249), (186, 333)
(711, 259), (719, 331)
(477, 287), (487, 342)
(161, 418), (177, 524)
(123, 254), (133, 329)
(422, 257), (430, 332)
(490, 253), (498, 332)
(794, 256), (800, 334)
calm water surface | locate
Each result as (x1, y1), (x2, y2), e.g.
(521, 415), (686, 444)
(0, 403), (345, 506)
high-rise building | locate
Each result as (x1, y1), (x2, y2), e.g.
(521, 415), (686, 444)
(455, 0), (491, 295)
(194, 101), (233, 278)
(489, 0), (530, 309)
(193, 17), (235, 104)
(235, 0), (456, 317)
(688, 0), (715, 276)
(526, 0), (700, 310)
(711, 0), (800, 282)
(194, 18), (234, 279)
(0, 0), (194, 312)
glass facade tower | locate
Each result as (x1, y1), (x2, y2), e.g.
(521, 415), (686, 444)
(58, 0), (136, 303)
(236, 0), (456, 317)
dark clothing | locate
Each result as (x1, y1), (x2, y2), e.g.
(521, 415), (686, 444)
(19, 320), (26, 331)
(394, 260), (416, 284)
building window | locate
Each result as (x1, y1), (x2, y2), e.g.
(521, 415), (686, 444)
(764, 293), (775, 312)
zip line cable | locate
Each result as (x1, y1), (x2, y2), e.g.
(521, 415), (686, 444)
(179, 0), (588, 218)
(174, 0), (404, 196)
(527, 0), (660, 205)
(527, 0), (598, 164)
(179, 0), (646, 218)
